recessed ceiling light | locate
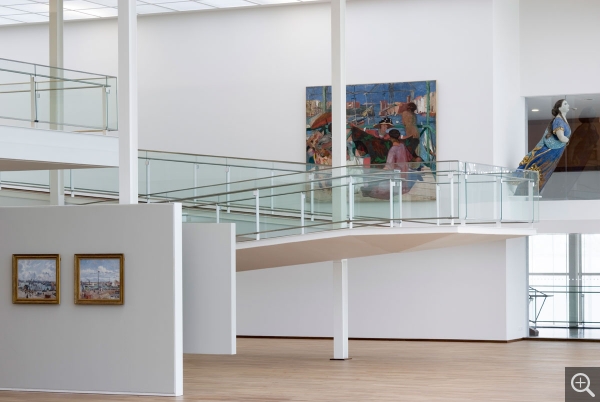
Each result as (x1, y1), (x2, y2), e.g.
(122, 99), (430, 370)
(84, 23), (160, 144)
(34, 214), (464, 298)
(586, 98), (593, 101)
(531, 109), (539, 112)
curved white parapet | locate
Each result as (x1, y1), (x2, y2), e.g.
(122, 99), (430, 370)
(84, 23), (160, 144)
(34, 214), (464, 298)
(0, 124), (118, 171)
(236, 225), (536, 271)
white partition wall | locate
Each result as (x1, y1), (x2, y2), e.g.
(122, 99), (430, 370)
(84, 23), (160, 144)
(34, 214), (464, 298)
(183, 223), (236, 355)
(0, 204), (183, 396)
(238, 239), (528, 341)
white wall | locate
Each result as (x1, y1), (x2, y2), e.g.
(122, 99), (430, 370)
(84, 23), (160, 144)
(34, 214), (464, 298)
(0, 204), (183, 396)
(521, 0), (600, 96)
(505, 237), (528, 340)
(238, 239), (528, 341)
(493, 0), (526, 167)
(0, 0), (497, 165)
(183, 223), (236, 354)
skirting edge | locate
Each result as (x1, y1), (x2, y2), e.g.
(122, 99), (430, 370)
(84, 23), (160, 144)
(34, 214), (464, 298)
(0, 388), (180, 397)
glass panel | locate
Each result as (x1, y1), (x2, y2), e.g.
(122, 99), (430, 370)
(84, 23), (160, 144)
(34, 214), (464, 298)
(583, 234), (600, 274)
(529, 235), (568, 274)
(526, 94), (600, 200)
(529, 275), (568, 325)
(0, 58), (117, 132)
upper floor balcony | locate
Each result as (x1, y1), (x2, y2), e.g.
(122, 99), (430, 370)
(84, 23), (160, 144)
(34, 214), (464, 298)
(0, 58), (118, 171)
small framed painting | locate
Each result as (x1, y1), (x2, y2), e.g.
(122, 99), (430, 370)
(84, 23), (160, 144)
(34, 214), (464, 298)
(74, 254), (124, 305)
(13, 254), (60, 304)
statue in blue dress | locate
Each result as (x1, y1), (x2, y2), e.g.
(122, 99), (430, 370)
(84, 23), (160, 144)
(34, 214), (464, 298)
(518, 99), (571, 191)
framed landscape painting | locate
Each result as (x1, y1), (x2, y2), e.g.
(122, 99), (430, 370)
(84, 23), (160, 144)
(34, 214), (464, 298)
(74, 254), (124, 305)
(13, 254), (60, 304)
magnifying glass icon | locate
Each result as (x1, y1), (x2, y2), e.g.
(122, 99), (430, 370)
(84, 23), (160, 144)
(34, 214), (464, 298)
(572, 373), (596, 397)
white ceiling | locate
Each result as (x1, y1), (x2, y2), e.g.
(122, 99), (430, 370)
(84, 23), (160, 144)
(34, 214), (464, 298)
(0, 0), (320, 25)
(527, 94), (600, 121)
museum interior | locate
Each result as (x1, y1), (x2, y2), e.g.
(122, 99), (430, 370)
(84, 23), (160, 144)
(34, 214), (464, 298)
(0, 0), (599, 400)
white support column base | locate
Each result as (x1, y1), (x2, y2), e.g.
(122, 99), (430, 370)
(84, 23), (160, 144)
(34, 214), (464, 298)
(332, 259), (350, 360)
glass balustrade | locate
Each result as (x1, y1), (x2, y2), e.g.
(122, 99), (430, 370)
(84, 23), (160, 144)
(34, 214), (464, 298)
(0, 151), (539, 241)
(163, 161), (538, 241)
(0, 58), (117, 132)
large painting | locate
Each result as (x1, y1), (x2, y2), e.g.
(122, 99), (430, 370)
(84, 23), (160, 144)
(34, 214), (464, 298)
(306, 81), (437, 201)
(306, 81), (436, 166)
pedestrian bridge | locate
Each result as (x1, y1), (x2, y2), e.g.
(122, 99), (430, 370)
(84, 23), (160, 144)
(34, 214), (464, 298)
(0, 149), (539, 269)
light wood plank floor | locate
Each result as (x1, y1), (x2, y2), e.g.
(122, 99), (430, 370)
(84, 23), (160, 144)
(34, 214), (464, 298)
(1, 338), (597, 401)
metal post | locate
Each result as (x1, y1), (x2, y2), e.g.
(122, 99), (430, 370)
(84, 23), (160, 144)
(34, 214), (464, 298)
(348, 176), (354, 229)
(461, 174), (467, 225)
(389, 179), (394, 228)
(449, 172), (455, 226)
(528, 180), (534, 223)
(300, 192), (306, 235)
(398, 178), (403, 227)
(0, 171), (2, 190)
(145, 159), (150, 203)
(309, 173), (315, 221)
(270, 170), (274, 214)
(216, 204), (220, 224)
(494, 176), (500, 225)
(70, 169), (74, 197)
(102, 86), (107, 131)
(194, 164), (199, 199)
(254, 189), (260, 241)
(226, 166), (231, 213)
(30, 76), (36, 127)
(436, 183), (440, 225)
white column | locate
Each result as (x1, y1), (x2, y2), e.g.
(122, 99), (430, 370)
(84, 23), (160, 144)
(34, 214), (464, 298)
(568, 234), (582, 328)
(49, 171), (64, 205)
(332, 259), (349, 360)
(331, 0), (346, 169)
(118, 0), (138, 204)
(49, 0), (64, 206)
(331, 0), (347, 227)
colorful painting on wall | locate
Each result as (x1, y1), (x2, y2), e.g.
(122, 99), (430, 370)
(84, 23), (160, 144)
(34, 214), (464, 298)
(74, 254), (124, 305)
(306, 81), (437, 201)
(13, 254), (60, 304)
(306, 81), (436, 166)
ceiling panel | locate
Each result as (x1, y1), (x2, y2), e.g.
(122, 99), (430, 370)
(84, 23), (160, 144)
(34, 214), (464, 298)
(0, 0), (326, 25)
(160, 1), (212, 11)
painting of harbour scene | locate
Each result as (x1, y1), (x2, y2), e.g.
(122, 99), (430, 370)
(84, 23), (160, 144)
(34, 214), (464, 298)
(13, 254), (60, 304)
(75, 254), (124, 305)
(306, 81), (437, 201)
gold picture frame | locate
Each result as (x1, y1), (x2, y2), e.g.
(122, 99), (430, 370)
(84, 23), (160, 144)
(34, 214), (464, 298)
(12, 254), (60, 304)
(74, 254), (124, 305)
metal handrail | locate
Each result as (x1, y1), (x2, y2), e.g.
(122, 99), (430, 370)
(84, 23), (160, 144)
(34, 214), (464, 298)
(0, 57), (117, 79)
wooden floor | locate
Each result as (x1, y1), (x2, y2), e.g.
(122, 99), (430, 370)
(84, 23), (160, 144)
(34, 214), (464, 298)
(1, 338), (597, 401)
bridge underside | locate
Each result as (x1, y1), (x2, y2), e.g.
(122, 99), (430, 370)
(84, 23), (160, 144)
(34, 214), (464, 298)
(236, 226), (535, 271)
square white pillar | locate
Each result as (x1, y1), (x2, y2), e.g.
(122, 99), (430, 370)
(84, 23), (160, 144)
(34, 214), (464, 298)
(118, 0), (139, 204)
(49, 0), (64, 206)
(333, 259), (349, 360)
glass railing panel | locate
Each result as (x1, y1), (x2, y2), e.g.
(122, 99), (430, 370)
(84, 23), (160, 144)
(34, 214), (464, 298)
(69, 168), (118, 195)
(0, 170), (49, 188)
(464, 173), (500, 222)
(0, 73), (33, 123)
(144, 158), (195, 196)
(35, 78), (106, 131)
(352, 174), (395, 224)
(0, 58), (117, 132)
